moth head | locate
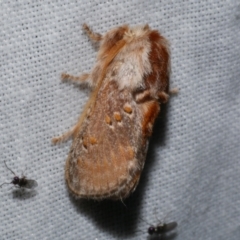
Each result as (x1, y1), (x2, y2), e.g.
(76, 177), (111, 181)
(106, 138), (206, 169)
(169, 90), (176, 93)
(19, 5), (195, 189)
(124, 24), (150, 40)
(98, 24), (151, 59)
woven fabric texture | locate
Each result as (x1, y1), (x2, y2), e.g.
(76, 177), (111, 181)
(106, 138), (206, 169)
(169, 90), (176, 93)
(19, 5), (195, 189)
(0, 1), (240, 239)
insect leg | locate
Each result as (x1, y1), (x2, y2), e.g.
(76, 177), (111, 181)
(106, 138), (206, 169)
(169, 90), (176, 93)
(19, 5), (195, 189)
(61, 73), (90, 85)
(82, 23), (102, 41)
(0, 182), (11, 188)
(158, 91), (169, 103)
(52, 124), (79, 144)
(169, 88), (179, 95)
(158, 87), (178, 103)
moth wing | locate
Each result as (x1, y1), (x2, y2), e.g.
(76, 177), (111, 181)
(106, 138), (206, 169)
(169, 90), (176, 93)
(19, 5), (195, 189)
(24, 179), (38, 189)
(65, 81), (148, 200)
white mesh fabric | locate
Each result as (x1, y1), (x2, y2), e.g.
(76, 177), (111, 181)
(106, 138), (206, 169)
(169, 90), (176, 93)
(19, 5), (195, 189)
(0, 1), (240, 239)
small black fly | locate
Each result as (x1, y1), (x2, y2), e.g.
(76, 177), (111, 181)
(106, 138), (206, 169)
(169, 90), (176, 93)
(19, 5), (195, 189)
(0, 161), (38, 189)
(148, 221), (178, 235)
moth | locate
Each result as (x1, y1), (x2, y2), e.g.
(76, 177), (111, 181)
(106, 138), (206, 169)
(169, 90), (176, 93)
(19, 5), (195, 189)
(52, 23), (171, 200)
(0, 161), (38, 189)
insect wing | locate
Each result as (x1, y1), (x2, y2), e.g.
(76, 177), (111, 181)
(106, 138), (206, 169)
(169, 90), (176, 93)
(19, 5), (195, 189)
(23, 179), (38, 189)
(163, 222), (178, 232)
(66, 81), (147, 199)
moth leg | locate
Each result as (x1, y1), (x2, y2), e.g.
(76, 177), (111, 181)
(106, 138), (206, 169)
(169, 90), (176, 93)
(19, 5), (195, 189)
(135, 90), (152, 103)
(61, 72), (90, 84)
(52, 125), (77, 144)
(158, 88), (178, 103)
(83, 23), (102, 41)
(169, 87), (179, 95)
(158, 91), (169, 103)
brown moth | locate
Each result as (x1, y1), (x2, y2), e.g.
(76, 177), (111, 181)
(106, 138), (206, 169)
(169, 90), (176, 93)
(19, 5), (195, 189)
(52, 24), (170, 200)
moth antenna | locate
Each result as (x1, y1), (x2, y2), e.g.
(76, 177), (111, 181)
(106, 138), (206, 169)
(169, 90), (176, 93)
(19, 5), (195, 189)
(4, 161), (16, 176)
